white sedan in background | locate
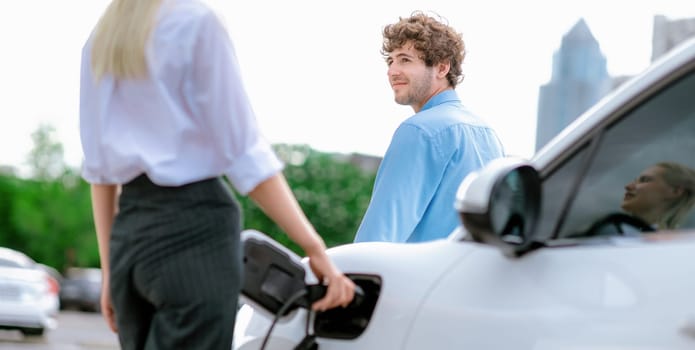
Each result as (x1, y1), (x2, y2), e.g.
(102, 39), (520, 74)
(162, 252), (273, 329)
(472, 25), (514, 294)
(0, 247), (60, 336)
(234, 36), (695, 349)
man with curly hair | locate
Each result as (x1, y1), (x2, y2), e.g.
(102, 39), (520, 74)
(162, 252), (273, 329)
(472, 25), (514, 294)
(354, 11), (505, 243)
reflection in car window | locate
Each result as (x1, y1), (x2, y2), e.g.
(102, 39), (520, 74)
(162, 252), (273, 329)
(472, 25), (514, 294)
(557, 69), (695, 238)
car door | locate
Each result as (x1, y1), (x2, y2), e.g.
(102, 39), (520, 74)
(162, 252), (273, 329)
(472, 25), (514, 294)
(406, 46), (695, 349)
(407, 236), (695, 349)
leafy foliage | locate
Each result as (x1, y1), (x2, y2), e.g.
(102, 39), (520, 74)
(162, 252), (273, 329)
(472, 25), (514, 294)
(1, 132), (376, 270)
(25, 124), (67, 180)
(0, 172), (99, 271)
(236, 144), (376, 254)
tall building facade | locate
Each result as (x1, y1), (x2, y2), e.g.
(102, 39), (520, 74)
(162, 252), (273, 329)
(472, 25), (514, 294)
(535, 16), (695, 153)
(651, 15), (695, 61)
(535, 19), (611, 151)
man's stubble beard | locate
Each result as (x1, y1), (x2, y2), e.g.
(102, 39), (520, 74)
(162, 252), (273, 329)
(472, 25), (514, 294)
(394, 69), (434, 107)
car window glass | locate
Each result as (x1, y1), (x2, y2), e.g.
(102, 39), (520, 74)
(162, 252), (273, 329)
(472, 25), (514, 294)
(0, 249), (36, 269)
(0, 257), (24, 268)
(558, 69), (695, 238)
(533, 144), (591, 242)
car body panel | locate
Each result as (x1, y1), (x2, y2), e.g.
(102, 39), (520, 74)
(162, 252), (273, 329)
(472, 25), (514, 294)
(237, 235), (695, 349)
(406, 233), (695, 349)
(234, 239), (475, 349)
(0, 248), (59, 335)
(0, 269), (59, 333)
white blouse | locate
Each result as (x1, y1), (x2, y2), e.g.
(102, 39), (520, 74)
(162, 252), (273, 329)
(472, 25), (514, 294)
(79, 0), (282, 195)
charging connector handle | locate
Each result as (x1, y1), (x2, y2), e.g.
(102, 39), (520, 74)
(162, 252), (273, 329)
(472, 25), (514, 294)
(303, 284), (365, 309)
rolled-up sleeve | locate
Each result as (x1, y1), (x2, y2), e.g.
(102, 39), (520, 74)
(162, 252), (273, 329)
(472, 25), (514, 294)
(79, 39), (114, 185)
(190, 11), (283, 195)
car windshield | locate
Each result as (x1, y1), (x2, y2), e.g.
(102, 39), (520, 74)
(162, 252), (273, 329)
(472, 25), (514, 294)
(0, 257), (24, 268)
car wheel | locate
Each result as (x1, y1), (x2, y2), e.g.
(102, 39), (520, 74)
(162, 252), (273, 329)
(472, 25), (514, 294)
(20, 327), (45, 337)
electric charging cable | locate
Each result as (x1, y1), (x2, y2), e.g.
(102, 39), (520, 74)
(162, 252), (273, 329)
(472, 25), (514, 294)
(258, 285), (365, 350)
(259, 288), (308, 350)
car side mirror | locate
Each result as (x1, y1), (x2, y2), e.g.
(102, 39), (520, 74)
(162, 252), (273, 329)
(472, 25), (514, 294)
(455, 158), (542, 257)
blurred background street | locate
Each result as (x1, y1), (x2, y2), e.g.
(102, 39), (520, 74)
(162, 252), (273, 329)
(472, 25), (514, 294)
(0, 311), (119, 350)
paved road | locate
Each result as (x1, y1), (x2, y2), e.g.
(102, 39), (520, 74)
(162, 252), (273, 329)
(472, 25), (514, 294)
(0, 311), (120, 350)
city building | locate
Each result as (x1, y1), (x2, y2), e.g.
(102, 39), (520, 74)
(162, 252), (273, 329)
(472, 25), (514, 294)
(651, 15), (695, 61)
(535, 15), (695, 152)
(535, 19), (611, 151)
(0, 165), (17, 176)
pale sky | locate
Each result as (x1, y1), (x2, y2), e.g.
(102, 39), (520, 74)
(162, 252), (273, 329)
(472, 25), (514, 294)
(1, 1), (694, 175)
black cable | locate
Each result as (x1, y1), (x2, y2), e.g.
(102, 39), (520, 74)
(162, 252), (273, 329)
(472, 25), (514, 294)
(259, 289), (308, 350)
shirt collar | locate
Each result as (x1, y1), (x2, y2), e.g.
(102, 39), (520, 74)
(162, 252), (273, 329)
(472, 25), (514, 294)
(420, 89), (460, 112)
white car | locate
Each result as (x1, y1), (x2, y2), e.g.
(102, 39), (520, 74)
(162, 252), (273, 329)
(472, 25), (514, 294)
(0, 247), (60, 336)
(234, 36), (695, 349)
(59, 267), (102, 313)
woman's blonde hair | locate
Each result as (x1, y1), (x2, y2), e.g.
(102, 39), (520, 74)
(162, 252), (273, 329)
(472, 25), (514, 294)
(91, 0), (163, 81)
(655, 161), (695, 229)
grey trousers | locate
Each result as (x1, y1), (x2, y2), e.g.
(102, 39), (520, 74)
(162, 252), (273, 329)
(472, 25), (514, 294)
(110, 174), (242, 350)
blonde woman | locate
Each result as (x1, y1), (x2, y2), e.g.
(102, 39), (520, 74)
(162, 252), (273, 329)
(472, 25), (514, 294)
(80, 0), (354, 348)
(621, 162), (695, 230)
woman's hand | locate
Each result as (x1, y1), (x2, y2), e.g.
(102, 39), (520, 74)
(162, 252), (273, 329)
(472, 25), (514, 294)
(248, 174), (356, 310)
(100, 278), (118, 333)
(307, 251), (355, 312)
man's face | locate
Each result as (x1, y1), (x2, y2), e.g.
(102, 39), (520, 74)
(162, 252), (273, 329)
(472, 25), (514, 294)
(385, 42), (436, 110)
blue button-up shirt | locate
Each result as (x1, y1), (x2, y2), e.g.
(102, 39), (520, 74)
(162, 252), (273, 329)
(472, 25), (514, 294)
(354, 90), (505, 243)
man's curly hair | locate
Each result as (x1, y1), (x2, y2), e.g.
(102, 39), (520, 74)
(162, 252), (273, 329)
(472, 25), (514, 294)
(381, 11), (466, 88)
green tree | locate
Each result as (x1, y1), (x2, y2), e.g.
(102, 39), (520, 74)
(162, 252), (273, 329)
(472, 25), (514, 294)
(26, 124), (66, 180)
(5, 134), (375, 270)
(10, 178), (97, 271)
(236, 144), (376, 254)
(1, 124), (98, 271)
(0, 175), (21, 248)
